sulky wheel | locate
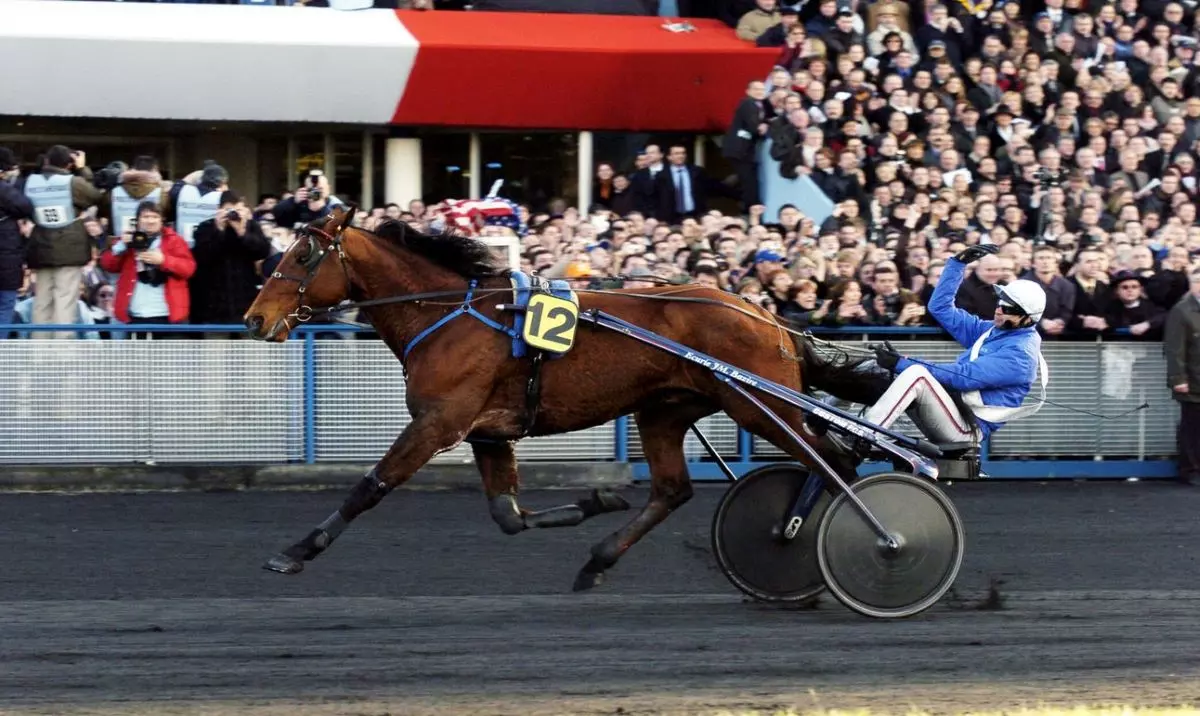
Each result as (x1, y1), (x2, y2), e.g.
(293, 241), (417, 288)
(816, 471), (964, 619)
(711, 463), (830, 604)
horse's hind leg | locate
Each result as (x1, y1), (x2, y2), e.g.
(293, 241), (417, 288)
(472, 440), (630, 535)
(262, 411), (472, 575)
(572, 400), (713, 592)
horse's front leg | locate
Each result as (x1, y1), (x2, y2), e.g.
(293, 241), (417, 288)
(472, 440), (629, 535)
(263, 410), (471, 575)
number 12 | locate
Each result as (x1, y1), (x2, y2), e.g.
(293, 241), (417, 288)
(527, 301), (576, 345)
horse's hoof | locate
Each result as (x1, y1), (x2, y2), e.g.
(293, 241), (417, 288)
(263, 553), (304, 575)
(581, 489), (630, 517)
(572, 566), (605, 592)
(595, 490), (631, 513)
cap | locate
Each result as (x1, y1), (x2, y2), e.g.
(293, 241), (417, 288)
(565, 260), (593, 278)
(929, 40), (947, 49)
(754, 248), (787, 263)
(994, 103), (1015, 117)
(1111, 269), (1147, 286)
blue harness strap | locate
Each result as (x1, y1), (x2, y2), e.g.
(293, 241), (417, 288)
(510, 270), (533, 358)
(403, 280), (518, 361)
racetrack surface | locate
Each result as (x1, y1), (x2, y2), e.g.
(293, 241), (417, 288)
(2, 480), (1200, 715)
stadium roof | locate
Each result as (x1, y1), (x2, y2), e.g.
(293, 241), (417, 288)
(0, 2), (775, 132)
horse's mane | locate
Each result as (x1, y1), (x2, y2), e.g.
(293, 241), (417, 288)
(356, 219), (504, 278)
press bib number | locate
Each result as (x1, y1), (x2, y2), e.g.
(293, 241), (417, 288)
(522, 294), (579, 354)
(35, 206), (68, 226)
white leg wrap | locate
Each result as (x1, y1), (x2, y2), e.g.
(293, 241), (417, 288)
(863, 365), (976, 444)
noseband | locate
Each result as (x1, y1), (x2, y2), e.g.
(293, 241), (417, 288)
(271, 225), (352, 323)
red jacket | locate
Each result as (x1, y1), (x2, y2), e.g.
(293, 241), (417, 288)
(98, 227), (197, 324)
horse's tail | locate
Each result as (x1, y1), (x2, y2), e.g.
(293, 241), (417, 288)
(791, 331), (891, 407)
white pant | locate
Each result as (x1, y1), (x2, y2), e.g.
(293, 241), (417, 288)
(863, 365), (977, 444)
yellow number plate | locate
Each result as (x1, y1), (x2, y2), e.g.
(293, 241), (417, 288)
(522, 293), (579, 354)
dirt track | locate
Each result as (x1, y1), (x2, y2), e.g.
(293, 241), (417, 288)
(2, 481), (1199, 715)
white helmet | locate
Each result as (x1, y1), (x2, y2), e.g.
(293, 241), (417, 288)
(995, 280), (1046, 325)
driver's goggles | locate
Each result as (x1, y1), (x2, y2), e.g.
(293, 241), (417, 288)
(997, 301), (1026, 317)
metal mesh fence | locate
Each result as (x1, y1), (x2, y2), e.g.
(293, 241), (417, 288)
(0, 335), (1180, 465)
(0, 339), (303, 464)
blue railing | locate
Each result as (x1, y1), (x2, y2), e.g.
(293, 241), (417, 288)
(0, 322), (1176, 480)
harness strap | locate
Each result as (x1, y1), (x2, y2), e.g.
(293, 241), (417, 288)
(522, 353), (545, 436)
(402, 280), (519, 361)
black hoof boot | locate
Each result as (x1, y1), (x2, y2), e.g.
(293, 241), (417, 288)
(262, 528), (330, 575)
(572, 559), (607, 592)
(263, 553), (304, 575)
(579, 489), (630, 517)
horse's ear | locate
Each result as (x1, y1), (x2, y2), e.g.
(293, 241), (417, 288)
(337, 203), (359, 233)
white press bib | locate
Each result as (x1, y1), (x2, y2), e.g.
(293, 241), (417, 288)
(24, 173), (76, 229)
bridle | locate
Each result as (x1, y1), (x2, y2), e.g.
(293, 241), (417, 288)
(269, 224), (352, 324)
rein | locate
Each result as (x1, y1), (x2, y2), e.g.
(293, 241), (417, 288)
(273, 225), (1148, 422)
(277, 224), (799, 356)
(281, 255), (799, 359)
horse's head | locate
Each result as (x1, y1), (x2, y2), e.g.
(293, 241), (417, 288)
(244, 203), (358, 342)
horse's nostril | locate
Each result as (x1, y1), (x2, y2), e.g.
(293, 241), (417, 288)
(245, 315), (264, 332)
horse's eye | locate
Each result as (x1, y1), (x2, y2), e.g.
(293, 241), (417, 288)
(296, 238), (314, 264)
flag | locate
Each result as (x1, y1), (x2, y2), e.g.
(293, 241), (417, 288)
(440, 197), (525, 236)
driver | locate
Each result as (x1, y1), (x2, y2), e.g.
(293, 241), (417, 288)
(829, 243), (1048, 458)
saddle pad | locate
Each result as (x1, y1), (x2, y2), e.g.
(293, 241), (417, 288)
(508, 270), (578, 359)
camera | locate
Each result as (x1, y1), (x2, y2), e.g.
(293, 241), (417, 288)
(1033, 167), (1065, 188)
(307, 170), (323, 201)
(137, 266), (166, 287)
(92, 161), (126, 191)
(226, 210), (240, 222)
(129, 230), (165, 286)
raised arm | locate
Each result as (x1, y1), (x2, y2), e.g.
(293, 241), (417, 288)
(927, 246), (996, 347)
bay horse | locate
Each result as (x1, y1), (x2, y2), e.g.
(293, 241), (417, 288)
(244, 206), (874, 591)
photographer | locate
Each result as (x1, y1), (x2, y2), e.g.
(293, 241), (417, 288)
(189, 190), (272, 337)
(167, 161), (229, 248)
(271, 170), (344, 229)
(0, 147), (33, 332)
(98, 201), (195, 338)
(18, 145), (108, 338)
(108, 155), (172, 238)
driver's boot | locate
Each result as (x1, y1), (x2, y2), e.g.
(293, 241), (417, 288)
(821, 430), (872, 466)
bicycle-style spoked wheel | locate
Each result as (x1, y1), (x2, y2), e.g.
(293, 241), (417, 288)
(817, 472), (964, 619)
(711, 463), (830, 604)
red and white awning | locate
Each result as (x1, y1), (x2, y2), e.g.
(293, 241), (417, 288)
(0, 1), (775, 132)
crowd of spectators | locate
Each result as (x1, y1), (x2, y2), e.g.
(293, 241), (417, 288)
(6, 0), (1200, 344)
(576, 0), (1200, 342)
